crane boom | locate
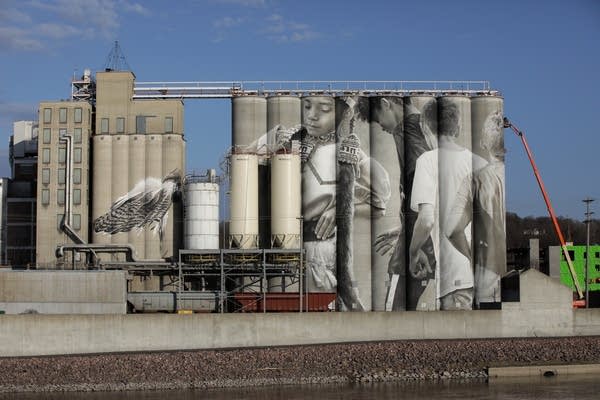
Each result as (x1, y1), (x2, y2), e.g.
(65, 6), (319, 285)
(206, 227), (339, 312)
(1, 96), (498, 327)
(503, 117), (584, 301)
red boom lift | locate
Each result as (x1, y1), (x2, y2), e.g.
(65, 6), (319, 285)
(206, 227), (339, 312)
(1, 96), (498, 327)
(503, 117), (584, 306)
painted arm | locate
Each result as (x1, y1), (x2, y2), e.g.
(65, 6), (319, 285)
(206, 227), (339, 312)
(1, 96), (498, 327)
(409, 203), (434, 279)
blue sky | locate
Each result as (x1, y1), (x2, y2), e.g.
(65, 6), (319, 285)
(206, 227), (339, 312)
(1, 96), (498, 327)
(1, 0), (599, 219)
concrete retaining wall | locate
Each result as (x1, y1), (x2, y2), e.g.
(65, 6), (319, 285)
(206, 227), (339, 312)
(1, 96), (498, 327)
(1, 308), (599, 357)
(0, 270), (126, 314)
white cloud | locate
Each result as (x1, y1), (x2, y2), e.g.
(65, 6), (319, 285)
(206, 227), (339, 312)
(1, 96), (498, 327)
(0, 8), (33, 24)
(213, 0), (266, 7)
(0, 27), (43, 51)
(262, 14), (320, 43)
(1, 0), (153, 52)
(121, 1), (151, 16)
(213, 16), (245, 29)
(37, 23), (83, 39)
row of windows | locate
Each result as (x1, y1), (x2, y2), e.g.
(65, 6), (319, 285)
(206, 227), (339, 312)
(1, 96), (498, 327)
(41, 168), (82, 185)
(42, 128), (84, 144)
(56, 214), (81, 231)
(41, 147), (83, 164)
(43, 107), (84, 124)
(41, 189), (83, 207)
(99, 116), (174, 134)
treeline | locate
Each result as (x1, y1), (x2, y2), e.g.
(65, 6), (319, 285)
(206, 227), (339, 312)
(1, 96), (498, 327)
(506, 212), (600, 249)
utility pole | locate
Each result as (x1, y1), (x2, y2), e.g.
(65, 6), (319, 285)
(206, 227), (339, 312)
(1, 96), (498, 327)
(583, 198), (595, 308)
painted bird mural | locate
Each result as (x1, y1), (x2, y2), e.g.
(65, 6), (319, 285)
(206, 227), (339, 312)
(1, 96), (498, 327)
(93, 169), (181, 241)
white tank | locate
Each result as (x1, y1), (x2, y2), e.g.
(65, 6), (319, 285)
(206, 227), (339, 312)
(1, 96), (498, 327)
(229, 153), (259, 249)
(270, 153), (301, 248)
(184, 180), (219, 250)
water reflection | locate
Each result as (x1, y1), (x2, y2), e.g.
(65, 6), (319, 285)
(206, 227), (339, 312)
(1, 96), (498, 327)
(3, 375), (600, 400)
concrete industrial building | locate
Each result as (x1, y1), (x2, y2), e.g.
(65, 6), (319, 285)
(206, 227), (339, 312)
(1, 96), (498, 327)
(3, 121), (38, 267)
(34, 70), (185, 268)
(36, 100), (93, 267)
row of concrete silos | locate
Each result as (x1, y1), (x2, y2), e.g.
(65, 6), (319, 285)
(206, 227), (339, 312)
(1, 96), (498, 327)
(91, 133), (185, 260)
(228, 93), (505, 311)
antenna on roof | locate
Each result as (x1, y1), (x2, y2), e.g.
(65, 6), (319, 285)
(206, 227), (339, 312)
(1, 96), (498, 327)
(104, 40), (132, 72)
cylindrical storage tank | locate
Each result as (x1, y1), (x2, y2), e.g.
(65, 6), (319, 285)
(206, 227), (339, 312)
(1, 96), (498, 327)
(267, 96), (302, 147)
(110, 135), (129, 256)
(184, 180), (219, 250)
(162, 134), (185, 259)
(229, 153), (259, 249)
(470, 95), (505, 307)
(437, 95), (475, 310)
(267, 96), (302, 293)
(335, 96), (372, 311)
(128, 134), (146, 259)
(300, 95), (337, 301)
(232, 96), (267, 151)
(270, 153), (301, 249)
(91, 135), (112, 245)
(145, 134), (163, 260)
(369, 95), (404, 311)
(404, 95), (438, 311)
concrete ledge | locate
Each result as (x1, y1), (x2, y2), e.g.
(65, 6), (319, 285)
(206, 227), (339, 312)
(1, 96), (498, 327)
(488, 363), (600, 377)
(1, 309), (599, 357)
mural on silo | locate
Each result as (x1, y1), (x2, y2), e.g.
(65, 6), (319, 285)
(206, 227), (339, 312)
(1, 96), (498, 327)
(370, 96), (405, 311)
(403, 96), (438, 311)
(93, 169), (181, 241)
(230, 93), (506, 312)
(335, 96), (390, 311)
(299, 96), (338, 299)
(452, 96), (506, 307)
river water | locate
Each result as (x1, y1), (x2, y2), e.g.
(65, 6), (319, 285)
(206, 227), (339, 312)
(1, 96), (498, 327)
(4, 375), (600, 399)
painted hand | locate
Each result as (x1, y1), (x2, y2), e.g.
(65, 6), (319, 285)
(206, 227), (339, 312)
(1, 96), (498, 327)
(315, 208), (336, 240)
(409, 249), (432, 279)
(374, 226), (401, 256)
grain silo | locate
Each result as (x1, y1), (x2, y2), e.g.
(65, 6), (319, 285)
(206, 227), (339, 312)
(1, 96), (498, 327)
(404, 94), (438, 311)
(229, 96), (265, 249)
(127, 134), (146, 259)
(369, 95), (404, 311)
(471, 94), (505, 307)
(437, 94), (476, 310)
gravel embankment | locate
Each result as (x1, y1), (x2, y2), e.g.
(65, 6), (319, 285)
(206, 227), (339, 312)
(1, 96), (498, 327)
(1, 336), (599, 393)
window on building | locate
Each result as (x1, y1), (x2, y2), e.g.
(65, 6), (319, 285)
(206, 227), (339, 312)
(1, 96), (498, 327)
(57, 189), (65, 205)
(73, 214), (81, 230)
(59, 128), (66, 138)
(43, 108), (52, 123)
(41, 189), (50, 205)
(43, 128), (51, 144)
(165, 117), (173, 133)
(57, 214), (64, 231)
(74, 107), (82, 123)
(42, 168), (50, 184)
(100, 118), (109, 134)
(42, 148), (50, 164)
(117, 117), (125, 133)
(73, 168), (81, 184)
(73, 189), (81, 205)
(136, 116), (146, 134)
(74, 128), (82, 143)
(59, 108), (67, 123)
(58, 147), (66, 163)
(58, 168), (65, 184)
(74, 147), (82, 163)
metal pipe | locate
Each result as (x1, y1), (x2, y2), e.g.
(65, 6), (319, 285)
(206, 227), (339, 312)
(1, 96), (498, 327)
(58, 134), (85, 246)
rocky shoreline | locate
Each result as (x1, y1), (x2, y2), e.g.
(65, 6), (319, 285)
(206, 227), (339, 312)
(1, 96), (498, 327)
(1, 336), (599, 393)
